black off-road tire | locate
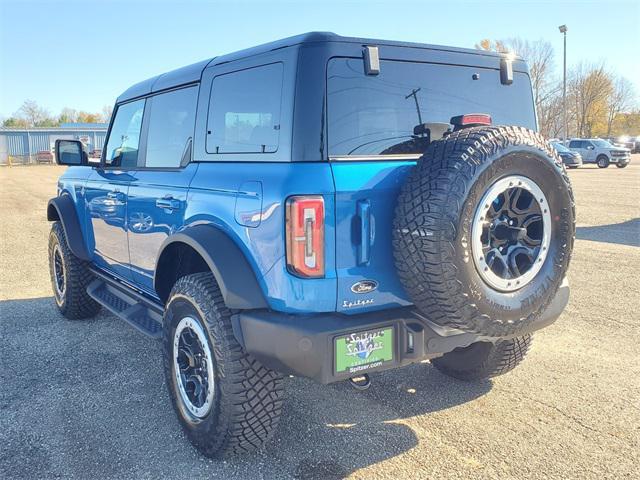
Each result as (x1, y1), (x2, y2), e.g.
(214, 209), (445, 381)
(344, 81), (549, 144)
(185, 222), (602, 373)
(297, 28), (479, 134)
(162, 272), (284, 458)
(393, 126), (575, 337)
(48, 221), (101, 319)
(432, 335), (532, 381)
(597, 155), (610, 168)
(615, 162), (628, 168)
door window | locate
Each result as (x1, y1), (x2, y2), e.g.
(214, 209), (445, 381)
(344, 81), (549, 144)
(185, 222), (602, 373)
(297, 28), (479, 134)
(104, 99), (145, 168)
(145, 86), (198, 168)
(206, 63), (283, 154)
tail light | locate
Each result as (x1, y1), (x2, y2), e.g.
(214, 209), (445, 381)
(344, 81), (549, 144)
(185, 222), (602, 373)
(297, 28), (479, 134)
(286, 196), (325, 278)
(450, 113), (492, 130)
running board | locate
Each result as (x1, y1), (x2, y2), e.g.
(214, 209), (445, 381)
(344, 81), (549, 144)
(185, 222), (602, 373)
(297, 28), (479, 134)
(86, 273), (163, 338)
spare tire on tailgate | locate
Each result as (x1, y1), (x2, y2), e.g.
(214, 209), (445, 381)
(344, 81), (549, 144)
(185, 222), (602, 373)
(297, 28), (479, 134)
(393, 126), (575, 337)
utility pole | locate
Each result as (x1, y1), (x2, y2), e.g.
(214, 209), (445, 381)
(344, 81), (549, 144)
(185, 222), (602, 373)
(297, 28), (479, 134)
(405, 88), (423, 125)
(559, 25), (568, 142)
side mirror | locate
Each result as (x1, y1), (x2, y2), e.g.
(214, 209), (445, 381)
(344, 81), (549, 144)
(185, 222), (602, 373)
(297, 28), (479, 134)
(55, 139), (88, 166)
(587, 145), (595, 150)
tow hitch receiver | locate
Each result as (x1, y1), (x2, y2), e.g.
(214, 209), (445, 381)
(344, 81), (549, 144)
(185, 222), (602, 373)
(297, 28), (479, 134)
(349, 374), (371, 390)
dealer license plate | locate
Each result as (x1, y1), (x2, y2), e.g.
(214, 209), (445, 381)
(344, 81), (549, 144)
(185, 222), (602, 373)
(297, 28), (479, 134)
(334, 326), (394, 374)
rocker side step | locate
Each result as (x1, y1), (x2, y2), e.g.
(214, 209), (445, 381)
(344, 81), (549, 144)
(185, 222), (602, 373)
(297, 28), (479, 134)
(86, 274), (163, 338)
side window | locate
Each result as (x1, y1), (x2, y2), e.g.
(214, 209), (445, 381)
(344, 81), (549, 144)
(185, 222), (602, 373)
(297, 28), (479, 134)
(104, 99), (145, 167)
(569, 140), (580, 148)
(206, 63), (283, 154)
(145, 86), (198, 168)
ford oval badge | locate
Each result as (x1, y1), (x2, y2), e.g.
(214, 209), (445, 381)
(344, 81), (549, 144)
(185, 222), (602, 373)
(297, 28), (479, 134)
(350, 280), (378, 294)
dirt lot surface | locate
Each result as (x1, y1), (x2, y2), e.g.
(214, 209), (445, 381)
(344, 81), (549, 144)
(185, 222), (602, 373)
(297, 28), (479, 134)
(1, 160), (639, 479)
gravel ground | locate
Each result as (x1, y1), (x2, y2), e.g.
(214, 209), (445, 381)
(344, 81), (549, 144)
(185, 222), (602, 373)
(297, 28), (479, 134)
(1, 160), (639, 479)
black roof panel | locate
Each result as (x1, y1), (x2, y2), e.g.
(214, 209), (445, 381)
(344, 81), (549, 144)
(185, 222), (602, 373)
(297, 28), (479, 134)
(117, 32), (517, 103)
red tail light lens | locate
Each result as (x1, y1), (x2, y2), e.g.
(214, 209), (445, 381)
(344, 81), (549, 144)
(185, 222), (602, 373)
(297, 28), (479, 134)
(450, 113), (492, 128)
(286, 196), (325, 278)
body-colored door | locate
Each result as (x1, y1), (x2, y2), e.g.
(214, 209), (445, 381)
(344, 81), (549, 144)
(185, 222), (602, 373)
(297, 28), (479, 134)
(127, 165), (198, 292)
(84, 169), (133, 279)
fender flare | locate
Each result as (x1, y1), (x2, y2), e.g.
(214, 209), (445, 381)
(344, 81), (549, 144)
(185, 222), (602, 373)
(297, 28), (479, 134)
(47, 195), (91, 261)
(154, 224), (268, 310)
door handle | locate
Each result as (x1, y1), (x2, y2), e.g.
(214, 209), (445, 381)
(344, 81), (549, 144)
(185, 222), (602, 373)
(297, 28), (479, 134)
(156, 197), (180, 211)
(107, 191), (125, 201)
(357, 200), (373, 265)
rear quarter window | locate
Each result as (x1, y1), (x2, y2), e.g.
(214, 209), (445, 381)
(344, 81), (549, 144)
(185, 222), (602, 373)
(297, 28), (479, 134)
(327, 58), (536, 158)
(206, 63), (284, 154)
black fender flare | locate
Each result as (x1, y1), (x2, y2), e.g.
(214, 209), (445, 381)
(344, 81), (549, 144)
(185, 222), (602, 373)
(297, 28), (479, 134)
(154, 224), (268, 310)
(47, 195), (91, 261)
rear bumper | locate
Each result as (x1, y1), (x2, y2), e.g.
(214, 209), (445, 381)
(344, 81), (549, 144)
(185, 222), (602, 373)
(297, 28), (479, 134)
(232, 278), (570, 384)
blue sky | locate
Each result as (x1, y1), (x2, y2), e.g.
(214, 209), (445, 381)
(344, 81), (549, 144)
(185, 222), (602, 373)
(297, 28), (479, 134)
(1, 0), (638, 118)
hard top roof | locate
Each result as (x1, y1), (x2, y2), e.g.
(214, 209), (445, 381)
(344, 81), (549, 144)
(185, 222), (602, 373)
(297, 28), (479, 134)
(117, 32), (516, 103)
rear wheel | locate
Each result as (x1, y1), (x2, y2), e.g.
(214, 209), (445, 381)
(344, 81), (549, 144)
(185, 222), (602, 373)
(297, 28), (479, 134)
(597, 155), (610, 168)
(432, 335), (532, 381)
(393, 126), (575, 337)
(163, 272), (284, 458)
(48, 221), (101, 319)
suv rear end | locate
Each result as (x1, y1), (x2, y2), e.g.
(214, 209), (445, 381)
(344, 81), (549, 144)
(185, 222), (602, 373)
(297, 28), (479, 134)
(322, 50), (537, 315)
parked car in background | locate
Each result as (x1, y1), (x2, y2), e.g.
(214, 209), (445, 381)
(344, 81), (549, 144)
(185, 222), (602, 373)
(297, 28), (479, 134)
(615, 136), (640, 153)
(36, 150), (54, 164)
(551, 141), (582, 168)
(567, 138), (631, 168)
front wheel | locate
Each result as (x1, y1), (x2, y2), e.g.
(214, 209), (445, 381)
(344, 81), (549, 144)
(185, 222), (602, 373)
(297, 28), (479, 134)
(162, 272), (284, 458)
(432, 335), (532, 381)
(597, 155), (610, 168)
(616, 162), (628, 168)
(48, 222), (101, 319)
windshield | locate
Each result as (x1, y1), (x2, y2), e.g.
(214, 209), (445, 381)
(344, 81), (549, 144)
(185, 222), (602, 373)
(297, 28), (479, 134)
(552, 142), (570, 152)
(592, 139), (613, 148)
(327, 58), (536, 157)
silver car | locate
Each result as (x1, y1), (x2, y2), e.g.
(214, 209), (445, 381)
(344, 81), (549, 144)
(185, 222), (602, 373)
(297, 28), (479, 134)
(567, 138), (631, 168)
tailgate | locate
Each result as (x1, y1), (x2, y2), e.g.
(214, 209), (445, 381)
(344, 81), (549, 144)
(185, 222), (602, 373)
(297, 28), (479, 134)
(331, 161), (414, 314)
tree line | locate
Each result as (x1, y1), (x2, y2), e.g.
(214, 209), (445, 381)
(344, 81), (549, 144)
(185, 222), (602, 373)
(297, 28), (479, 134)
(476, 38), (639, 139)
(1, 100), (113, 128)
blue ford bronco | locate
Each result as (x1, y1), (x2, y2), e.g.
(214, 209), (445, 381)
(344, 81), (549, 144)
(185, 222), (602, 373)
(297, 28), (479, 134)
(47, 33), (574, 457)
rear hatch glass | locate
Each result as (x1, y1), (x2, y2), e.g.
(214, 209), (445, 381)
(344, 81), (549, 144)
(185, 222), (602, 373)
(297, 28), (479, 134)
(328, 57), (536, 314)
(327, 58), (536, 158)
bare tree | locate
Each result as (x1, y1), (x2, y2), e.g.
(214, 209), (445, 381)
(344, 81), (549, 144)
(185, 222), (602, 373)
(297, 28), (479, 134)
(475, 37), (560, 137)
(17, 100), (51, 127)
(510, 39), (561, 138)
(58, 107), (79, 124)
(101, 104), (113, 124)
(568, 63), (613, 137)
(605, 77), (634, 136)
(537, 93), (565, 138)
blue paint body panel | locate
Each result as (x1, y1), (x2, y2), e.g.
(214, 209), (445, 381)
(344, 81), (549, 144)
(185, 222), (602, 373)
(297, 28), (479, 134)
(331, 161), (415, 314)
(187, 162), (337, 313)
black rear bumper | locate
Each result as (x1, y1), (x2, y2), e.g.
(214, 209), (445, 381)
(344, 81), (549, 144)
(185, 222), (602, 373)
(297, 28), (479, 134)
(231, 279), (570, 384)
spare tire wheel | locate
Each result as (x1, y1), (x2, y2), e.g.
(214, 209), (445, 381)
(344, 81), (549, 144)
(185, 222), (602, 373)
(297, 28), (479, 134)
(393, 126), (575, 337)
